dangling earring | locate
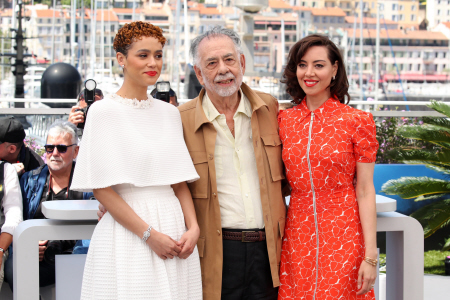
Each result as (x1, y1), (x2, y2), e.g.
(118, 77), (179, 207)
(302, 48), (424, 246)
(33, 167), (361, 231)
(333, 75), (335, 80)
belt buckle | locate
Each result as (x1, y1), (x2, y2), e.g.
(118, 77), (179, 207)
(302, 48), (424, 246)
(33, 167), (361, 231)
(241, 231), (255, 242)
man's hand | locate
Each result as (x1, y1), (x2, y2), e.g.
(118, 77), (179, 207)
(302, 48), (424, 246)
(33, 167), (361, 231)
(68, 106), (85, 125)
(146, 229), (182, 260)
(97, 203), (107, 221)
(13, 163), (25, 176)
(39, 240), (48, 262)
(177, 225), (200, 259)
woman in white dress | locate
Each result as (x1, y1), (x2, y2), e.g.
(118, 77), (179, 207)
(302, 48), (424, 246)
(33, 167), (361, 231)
(71, 22), (202, 299)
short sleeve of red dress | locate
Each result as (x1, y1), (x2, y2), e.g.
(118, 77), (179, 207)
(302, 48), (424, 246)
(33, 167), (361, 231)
(352, 112), (379, 163)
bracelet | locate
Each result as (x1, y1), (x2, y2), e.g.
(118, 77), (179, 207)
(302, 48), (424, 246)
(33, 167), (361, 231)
(364, 256), (378, 266)
(0, 247), (4, 253)
(142, 225), (152, 242)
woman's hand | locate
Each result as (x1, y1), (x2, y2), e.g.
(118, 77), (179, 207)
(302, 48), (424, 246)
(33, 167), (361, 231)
(146, 229), (182, 260)
(356, 260), (377, 295)
(177, 225), (200, 259)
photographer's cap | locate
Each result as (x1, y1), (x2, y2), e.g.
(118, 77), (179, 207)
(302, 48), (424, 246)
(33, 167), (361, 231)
(0, 117), (26, 144)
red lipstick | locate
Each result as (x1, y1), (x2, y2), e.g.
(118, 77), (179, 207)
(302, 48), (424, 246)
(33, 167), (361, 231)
(304, 80), (318, 87)
(146, 71), (157, 76)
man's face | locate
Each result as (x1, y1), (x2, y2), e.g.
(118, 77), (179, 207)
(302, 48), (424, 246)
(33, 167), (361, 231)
(46, 134), (79, 173)
(0, 142), (18, 162)
(78, 93), (103, 108)
(194, 36), (245, 99)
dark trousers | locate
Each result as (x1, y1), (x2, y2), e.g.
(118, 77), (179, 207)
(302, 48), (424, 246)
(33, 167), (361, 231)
(4, 251), (56, 291)
(221, 229), (278, 300)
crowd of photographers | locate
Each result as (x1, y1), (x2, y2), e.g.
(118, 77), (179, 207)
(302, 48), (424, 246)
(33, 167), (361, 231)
(0, 86), (178, 294)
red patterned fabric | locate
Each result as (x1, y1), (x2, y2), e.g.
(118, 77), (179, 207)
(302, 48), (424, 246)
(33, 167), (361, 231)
(278, 98), (378, 300)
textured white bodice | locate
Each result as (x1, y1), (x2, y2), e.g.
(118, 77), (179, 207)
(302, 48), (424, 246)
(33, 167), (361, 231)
(71, 94), (199, 192)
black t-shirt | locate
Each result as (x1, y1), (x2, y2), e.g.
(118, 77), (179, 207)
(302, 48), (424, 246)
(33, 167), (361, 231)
(19, 146), (45, 174)
(34, 163), (84, 219)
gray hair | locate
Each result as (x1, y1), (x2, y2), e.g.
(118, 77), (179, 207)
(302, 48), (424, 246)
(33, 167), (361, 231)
(190, 26), (243, 67)
(47, 120), (78, 145)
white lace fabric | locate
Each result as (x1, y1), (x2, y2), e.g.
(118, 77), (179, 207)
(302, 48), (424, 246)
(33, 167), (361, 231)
(109, 93), (153, 109)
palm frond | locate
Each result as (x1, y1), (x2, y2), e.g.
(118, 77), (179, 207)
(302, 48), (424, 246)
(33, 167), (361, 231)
(422, 117), (450, 131)
(381, 177), (450, 199)
(442, 235), (450, 251)
(429, 100), (450, 118)
(396, 125), (450, 146)
(387, 149), (450, 166)
(415, 194), (448, 201)
(411, 199), (450, 237)
(426, 165), (450, 175)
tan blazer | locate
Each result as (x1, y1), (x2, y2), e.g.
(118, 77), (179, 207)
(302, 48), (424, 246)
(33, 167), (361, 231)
(178, 83), (286, 300)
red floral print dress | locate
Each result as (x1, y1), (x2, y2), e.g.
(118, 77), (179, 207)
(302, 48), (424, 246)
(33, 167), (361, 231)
(277, 98), (378, 300)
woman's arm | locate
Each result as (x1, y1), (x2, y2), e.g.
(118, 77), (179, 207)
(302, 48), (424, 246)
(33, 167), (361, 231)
(355, 162), (377, 295)
(93, 187), (181, 260)
(171, 182), (200, 259)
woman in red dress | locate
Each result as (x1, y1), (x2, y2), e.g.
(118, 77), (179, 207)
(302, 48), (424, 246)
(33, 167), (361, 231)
(278, 34), (378, 299)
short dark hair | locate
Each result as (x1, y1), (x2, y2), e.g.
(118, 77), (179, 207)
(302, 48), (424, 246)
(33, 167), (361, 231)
(282, 34), (350, 105)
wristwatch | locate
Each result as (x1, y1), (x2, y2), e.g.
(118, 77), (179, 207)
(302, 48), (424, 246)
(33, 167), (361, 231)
(142, 225), (152, 242)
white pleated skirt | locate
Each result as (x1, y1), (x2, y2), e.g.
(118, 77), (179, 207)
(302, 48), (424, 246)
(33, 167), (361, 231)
(80, 184), (202, 300)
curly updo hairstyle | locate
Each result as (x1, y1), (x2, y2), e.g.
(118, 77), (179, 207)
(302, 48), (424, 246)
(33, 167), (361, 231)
(282, 34), (350, 105)
(113, 21), (167, 56)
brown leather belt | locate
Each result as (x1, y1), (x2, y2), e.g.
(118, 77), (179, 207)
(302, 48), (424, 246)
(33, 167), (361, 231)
(222, 230), (266, 242)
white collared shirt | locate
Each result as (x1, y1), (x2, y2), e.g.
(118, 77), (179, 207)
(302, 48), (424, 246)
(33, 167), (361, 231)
(202, 90), (264, 229)
(0, 163), (23, 235)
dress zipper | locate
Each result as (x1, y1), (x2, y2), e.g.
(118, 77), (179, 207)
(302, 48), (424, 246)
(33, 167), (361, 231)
(306, 112), (319, 300)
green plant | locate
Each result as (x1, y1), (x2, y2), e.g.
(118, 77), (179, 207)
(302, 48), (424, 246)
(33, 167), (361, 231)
(375, 107), (434, 163)
(381, 101), (450, 250)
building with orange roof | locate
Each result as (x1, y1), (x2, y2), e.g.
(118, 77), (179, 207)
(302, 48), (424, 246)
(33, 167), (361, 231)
(290, 0), (420, 25)
(432, 21), (450, 39)
(253, 13), (300, 73)
(345, 28), (449, 82)
(268, 0), (294, 13)
(308, 7), (346, 30)
(345, 16), (398, 30)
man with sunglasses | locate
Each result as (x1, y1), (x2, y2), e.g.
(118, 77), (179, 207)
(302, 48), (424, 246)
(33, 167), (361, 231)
(0, 117), (44, 176)
(4, 121), (93, 291)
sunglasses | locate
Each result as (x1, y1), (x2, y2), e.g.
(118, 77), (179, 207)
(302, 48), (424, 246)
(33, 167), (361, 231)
(44, 144), (77, 154)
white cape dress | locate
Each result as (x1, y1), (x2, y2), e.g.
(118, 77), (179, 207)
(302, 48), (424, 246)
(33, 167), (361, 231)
(71, 94), (202, 300)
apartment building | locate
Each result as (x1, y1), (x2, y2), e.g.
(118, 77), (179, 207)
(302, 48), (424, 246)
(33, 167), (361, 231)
(345, 16), (398, 29)
(427, 0), (450, 28)
(253, 13), (299, 73)
(346, 28), (449, 82)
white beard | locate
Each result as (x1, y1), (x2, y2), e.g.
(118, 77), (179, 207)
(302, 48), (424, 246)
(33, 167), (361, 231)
(203, 65), (243, 97)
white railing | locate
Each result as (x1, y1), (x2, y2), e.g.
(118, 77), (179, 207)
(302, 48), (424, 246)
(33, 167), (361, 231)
(0, 99), (447, 144)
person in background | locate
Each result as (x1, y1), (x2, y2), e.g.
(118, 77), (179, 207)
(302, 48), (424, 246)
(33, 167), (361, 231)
(0, 117), (44, 176)
(169, 89), (178, 106)
(150, 87), (178, 106)
(4, 120), (93, 290)
(0, 161), (23, 292)
(68, 88), (104, 126)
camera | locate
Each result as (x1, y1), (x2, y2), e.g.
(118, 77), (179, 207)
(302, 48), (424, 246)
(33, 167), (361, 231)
(76, 79), (97, 129)
(43, 240), (63, 264)
(153, 81), (171, 103)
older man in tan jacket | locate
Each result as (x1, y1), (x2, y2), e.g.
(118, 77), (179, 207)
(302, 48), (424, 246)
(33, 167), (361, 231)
(179, 27), (286, 300)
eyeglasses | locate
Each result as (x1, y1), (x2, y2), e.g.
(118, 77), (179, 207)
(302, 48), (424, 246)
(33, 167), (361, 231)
(44, 144), (77, 154)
